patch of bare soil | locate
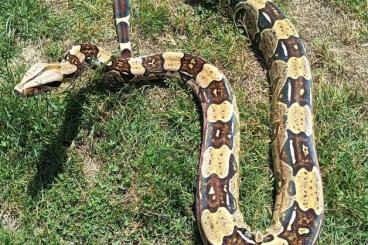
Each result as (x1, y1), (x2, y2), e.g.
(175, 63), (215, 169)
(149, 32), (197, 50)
(13, 41), (46, 65)
(0, 203), (20, 231)
(74, 134), (102, 186)
(285, 0), (368, 87)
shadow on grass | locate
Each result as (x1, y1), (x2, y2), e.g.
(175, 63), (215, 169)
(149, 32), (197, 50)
(25, 71), (204, 242)
(26, 76), (134, 198)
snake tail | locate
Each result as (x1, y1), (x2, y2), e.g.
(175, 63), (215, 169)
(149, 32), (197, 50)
(113, 0), (132, 57)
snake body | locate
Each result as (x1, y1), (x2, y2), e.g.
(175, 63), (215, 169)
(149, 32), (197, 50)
(113, 0), (132, 57)
(14, 0), (324, 244)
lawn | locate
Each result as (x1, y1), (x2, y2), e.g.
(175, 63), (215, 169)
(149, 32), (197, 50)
(0, 0), (367, 244)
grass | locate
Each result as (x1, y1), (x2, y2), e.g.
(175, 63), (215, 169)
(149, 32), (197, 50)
(0, 0), (367, 244)
(332, 0), (368, 22)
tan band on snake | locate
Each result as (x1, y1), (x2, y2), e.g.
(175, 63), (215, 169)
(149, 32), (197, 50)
(14, 0), (324, 244)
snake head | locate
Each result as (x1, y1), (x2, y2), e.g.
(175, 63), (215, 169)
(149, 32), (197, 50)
(14, 62), (78, 96)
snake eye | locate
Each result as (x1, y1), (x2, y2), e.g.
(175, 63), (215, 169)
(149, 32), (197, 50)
(85, 57), (91, 62)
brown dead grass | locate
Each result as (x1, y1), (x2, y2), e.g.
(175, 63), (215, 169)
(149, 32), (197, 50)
(0, 203), (20, 231)
(74, 130), (102, 186)
(285, 0), (368, 88)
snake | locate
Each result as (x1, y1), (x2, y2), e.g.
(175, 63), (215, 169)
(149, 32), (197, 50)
(14, 0), (324, 244)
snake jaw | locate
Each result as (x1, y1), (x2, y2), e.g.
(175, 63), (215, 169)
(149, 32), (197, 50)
(14, 62), (78, 96)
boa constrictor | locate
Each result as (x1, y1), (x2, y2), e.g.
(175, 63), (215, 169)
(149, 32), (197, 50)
(14, 0), (324, 244)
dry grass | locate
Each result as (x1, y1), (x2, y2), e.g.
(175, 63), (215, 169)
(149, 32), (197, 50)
(285, 0), (368, 86)
(0, 204), (20, 232)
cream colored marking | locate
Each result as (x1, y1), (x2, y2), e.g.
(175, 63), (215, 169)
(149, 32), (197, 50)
(74, 51), (86, 63)
(20, 63), (52, 84)
(229, 173), (240, 201)
(300, 88), (305, 96)
(287, 210), (297, 231)
(282, 42), (288, 57)
(212, 196), (216, 201)
(201, 146), (232, 178)
(15, 62), (78, 92)
(196, 64), (224, 88)
(303, 145), (309, 156)
(223, 185), (227, 192)
(69, 45), (81, 56)
(97, 48), (112, 64)
(272, 160), (295, 221)
(19, 71), (63, 91)
(295, 167), (324, 215)
(162, 52), (184, 72)
(287, 103), (313, 136)
(148, 59), (156, 66)
(215, 129), (220, 138)
(213, 88), (218, 97)
(207, 101), (234, 122)
(287, 56), (312, 80)
(262, 12), (272, 23)
(115, 16), (130, 24)
(289, 139), (296, 164)
(237, 230), (256, 244)
(293, 44), (299, 50)
(246, 0), (267, 10)
(255, 233), (263, 243)
(298, 228), (310, 235)
(232, 209), (247, 229)
(128, 57), (145, 76)
(201, 208), (236, 245)
(260, 19), (299, 60)
(119, 42), (132, 52)
(209, 187), (215, 195)
(271, 57), (311, 103)
(287, 81), (291, 103)
(233, 131), (241, 164)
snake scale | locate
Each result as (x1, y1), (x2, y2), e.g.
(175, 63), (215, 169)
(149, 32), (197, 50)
(14, 0), (324, 244)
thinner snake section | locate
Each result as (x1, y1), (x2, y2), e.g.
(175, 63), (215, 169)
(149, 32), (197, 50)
(113, 0), (132, 57)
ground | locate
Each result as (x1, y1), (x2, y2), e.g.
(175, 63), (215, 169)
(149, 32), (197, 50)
(0, 0), (367, 244)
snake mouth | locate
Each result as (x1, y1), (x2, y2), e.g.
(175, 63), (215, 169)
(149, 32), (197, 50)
(18, 81), (62, 96)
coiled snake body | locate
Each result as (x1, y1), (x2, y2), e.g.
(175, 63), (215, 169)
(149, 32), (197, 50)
(15, 0), (324, 244)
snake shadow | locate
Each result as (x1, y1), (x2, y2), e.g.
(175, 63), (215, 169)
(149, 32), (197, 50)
(26, 76), (131, 198)
(26, 73), (204, 243)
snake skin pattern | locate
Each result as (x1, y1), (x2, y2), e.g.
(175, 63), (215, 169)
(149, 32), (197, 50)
(14, 0), (324, 244)
(113, 0), (132, 57)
